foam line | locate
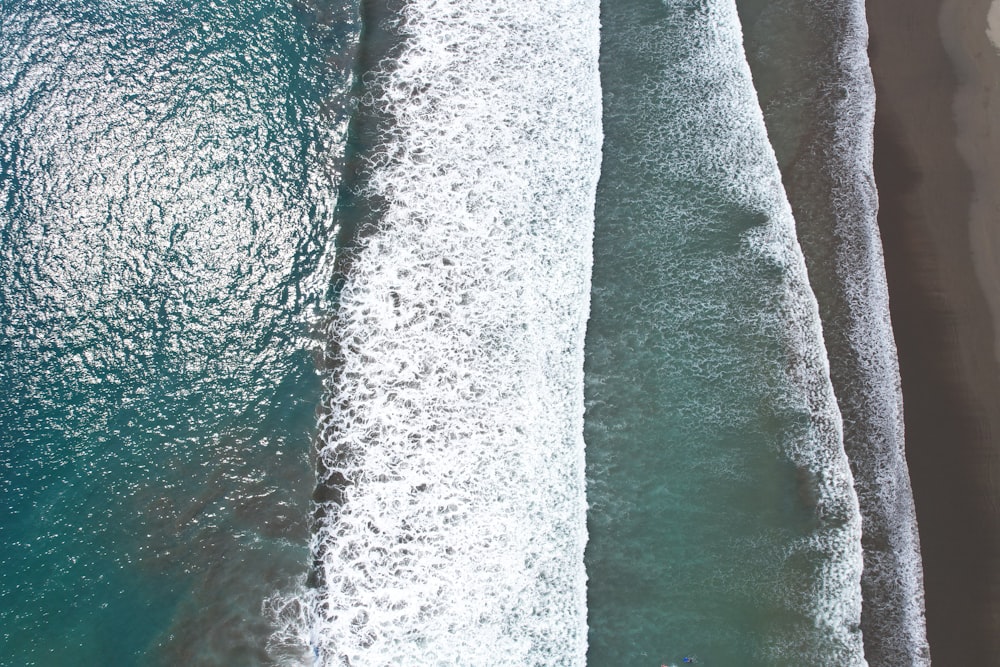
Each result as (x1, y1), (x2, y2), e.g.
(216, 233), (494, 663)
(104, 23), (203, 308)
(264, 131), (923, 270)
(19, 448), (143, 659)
(804, 2), (930, 662)
(734, 0), (931, 660)
(269, 0), (601, 664)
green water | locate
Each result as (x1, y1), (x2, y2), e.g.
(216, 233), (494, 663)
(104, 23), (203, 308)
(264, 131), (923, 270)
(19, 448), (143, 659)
(0, 0), (890, 664)
(584, 1), (864, 665)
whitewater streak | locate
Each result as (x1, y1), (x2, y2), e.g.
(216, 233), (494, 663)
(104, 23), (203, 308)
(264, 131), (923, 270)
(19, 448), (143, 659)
(734, 0), (929, 660)
(809, 3), (929, 663)
(271, 0), (601, 664)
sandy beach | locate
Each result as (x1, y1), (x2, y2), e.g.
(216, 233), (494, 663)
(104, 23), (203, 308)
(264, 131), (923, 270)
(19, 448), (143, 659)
(867, 0), (1000, 661)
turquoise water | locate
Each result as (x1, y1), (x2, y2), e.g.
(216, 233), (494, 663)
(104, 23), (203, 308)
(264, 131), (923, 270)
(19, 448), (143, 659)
(0, 1), (358, 663)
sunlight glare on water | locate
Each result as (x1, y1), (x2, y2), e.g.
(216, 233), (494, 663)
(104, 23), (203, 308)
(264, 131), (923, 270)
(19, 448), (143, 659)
(0, 1), (359, 663)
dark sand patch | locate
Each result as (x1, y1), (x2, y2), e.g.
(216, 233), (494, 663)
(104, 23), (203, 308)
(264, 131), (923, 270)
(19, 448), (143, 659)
(868, 0), (1000, 661)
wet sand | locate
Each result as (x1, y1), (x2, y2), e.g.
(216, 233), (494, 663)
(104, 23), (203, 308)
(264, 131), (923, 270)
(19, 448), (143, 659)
(867, 0), (1000, 662)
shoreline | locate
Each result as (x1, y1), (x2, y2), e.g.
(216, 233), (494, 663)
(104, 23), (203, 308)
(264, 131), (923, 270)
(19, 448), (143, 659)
(867, 0), (1000, 662)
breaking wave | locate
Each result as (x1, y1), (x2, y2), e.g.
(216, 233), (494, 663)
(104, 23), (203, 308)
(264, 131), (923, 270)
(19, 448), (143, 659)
(814, 4), (929, 663)
(269, 0), (601, 664)
(584, 1), (867, 663)
(736, 0), (930, 661)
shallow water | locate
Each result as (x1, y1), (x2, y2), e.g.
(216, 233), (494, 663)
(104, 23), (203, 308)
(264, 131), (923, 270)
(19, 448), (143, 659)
(584, 1), (865, 664)
(736, 1), (929, 663)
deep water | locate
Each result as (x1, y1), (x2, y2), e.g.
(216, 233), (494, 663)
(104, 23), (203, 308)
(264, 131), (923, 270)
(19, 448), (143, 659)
(0, 1), (358, 663)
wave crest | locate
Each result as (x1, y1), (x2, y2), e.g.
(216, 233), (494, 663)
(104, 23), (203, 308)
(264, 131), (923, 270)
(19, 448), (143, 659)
(270, 1), (602, 664)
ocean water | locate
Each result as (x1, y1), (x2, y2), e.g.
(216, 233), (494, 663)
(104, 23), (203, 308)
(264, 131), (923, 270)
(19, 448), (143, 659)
(735, 1), (930, 664)
(0, 0), (358, 664)
(0, 0), (928, 666)
(585, 1), (864, 665)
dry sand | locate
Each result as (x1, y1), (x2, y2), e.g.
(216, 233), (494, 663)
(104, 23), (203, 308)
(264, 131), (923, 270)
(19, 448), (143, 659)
(867, 0), (1000, 661)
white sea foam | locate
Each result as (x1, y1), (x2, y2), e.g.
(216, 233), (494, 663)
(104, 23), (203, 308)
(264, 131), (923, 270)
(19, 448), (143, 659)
(724, 12), (869, 664)
(742, 0), (932, 661)
(813, 2), (930, 663)
(268, 1), (601, 664)
(630, 1), (869, 662)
